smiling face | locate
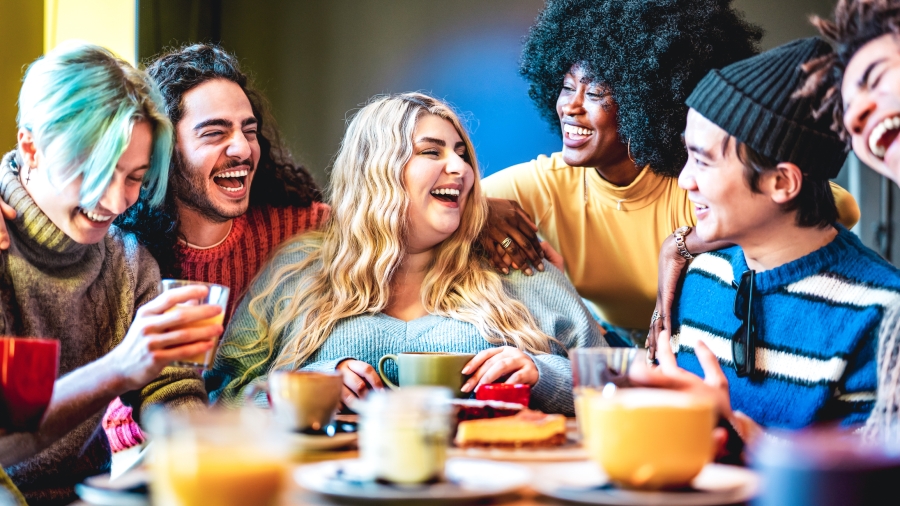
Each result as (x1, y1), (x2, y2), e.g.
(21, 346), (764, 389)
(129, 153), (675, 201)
(679, 109), (781, 245)
(173, 78), (261, 222)
(403, 113), (476, 253)
(24, 120), (152, 244)
(842, 34), (900, 182)
(555, 65), (629, 168)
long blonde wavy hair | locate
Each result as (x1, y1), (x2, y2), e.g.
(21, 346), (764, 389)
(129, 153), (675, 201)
(242, 93), (554, 375)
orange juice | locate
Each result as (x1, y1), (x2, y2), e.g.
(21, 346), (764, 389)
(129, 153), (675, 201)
(152, 443), (285, 506)
(166, 306), (224, 367)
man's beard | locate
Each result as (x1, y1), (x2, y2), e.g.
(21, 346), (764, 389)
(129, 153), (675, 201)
(171, 150), (253, 224)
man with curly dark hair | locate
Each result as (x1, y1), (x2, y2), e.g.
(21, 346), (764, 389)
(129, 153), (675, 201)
(481, 0), (860, 347)
(102, 44), (328, 473)
(807, 0), (900, 443)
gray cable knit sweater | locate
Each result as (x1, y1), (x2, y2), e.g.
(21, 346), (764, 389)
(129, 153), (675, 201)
(205, 237), (605, 415)
(0, 153), (207, 505)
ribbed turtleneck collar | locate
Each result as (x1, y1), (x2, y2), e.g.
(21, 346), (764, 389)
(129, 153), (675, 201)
(0, 151), (92, 266)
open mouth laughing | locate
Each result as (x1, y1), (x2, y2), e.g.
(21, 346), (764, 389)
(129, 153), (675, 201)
(79, 208), (115, 225)
(213, 168), (250, 193)
(564, 123), (594, 140)
(869, 115), (900, 160)
(430, 184), (462, 206)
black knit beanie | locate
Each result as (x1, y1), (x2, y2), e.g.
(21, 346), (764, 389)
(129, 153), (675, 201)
(686, 37), (846, 179)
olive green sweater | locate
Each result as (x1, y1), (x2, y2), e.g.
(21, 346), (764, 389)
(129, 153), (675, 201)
(0, 153), (207, 505)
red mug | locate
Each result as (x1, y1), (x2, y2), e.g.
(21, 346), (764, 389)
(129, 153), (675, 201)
(0, 337), (60, 432)
(475, 383), (531, 407)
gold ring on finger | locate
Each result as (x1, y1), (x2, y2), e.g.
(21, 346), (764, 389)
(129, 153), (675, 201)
(500, 237), (513, 249)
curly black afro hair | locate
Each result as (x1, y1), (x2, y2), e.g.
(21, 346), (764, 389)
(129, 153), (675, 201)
(520, 0), (763, 177)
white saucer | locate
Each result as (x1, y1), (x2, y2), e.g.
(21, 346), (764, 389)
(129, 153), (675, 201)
(295, 457), (531, 501)
(532, 461), (760, 505)
(75, 471), (149, 506)
(288, 431), (358, 451)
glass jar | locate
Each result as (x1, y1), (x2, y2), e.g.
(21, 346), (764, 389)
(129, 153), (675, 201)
(357, 386), (453, 485)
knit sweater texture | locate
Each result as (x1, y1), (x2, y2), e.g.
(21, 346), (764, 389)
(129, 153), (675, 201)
(672, 226), (900, 429)
(205, 237), (604, 415)
(177, 202), (330, 317)
(0, 153), (207, 505)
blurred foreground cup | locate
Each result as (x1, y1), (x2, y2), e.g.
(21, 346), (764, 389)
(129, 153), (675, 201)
(246, 370), (343, 433)
(753, 428), (900, 506)
(356, 386), (454, 485)
(148, 408), (288, 506)
(587, 388), (715, 489)
(572, 347), (638, 442)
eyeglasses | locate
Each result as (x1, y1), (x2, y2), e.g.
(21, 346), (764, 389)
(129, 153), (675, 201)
(732, 270), (756, 377)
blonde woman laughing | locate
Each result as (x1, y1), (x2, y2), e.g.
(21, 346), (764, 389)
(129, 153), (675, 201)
(205, 93), (603, 414)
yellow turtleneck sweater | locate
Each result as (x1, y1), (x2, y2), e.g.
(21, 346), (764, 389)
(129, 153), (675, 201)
(482, 152), (860, 330)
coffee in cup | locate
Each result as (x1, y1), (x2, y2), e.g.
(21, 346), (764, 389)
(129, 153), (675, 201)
(0, 337), (60, 432)
(377, 352), (475, 398)
(587, 388), (715, 489)
(247, 371), (343, 433)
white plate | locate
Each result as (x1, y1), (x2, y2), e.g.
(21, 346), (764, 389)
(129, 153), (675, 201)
(296, 457), (531, 501)
(532, 461), (760, 505)
(288, 431), (358, 451)
(448, 440), (588, 462)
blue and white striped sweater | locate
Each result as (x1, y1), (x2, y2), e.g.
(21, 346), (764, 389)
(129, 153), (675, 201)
(672, 226), (900, 429)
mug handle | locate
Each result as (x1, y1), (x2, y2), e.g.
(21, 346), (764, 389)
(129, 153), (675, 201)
(377, 354), (400, 390)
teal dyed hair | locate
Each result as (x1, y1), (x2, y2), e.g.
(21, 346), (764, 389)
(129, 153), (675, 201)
(16, 41), (173, 209)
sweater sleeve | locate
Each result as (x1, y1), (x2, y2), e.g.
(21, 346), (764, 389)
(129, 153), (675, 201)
(481, 156), (556, 227)
(205, 239), (315, 407)
(501, 262), (605, 415)
(125, 243), (208, 422)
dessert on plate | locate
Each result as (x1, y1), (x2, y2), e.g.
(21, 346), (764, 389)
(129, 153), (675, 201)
(455, 409), (567, 448)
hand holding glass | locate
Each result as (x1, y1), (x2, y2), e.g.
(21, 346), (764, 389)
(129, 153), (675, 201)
(159, 280), (229, 369)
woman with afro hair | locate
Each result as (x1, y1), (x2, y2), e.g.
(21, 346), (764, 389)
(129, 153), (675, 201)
(481, 0), (860, 349)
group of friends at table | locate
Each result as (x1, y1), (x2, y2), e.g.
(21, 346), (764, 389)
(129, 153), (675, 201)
(2, 0), (900, 503)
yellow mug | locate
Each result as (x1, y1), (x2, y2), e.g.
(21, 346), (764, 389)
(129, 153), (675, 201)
(586, 388), (715, 489)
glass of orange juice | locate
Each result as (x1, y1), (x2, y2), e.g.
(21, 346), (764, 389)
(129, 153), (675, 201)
(159, 279), (229, 369)
(148, 408), (288, 506)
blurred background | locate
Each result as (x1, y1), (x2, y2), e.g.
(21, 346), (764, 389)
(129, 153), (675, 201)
(0, 0), (892, 261)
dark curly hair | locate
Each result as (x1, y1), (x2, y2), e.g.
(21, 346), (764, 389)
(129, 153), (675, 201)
(519, 0), (762, 177)
(805, 0), (900, 140)
(115, 44), (322, 277)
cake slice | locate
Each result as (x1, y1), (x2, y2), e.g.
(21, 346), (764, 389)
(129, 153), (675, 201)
(454, 410), (567, 448)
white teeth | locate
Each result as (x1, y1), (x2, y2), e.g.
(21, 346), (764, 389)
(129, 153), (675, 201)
(431, 188), (460, 196)
(214, 169), (249, 179)
(81, 210), (113, 222)
(563, 124), (594, 136)
(694, 203), (708, 210)
(868, 115), (900, 159)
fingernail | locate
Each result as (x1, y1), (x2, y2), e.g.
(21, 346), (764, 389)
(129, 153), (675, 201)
(525, 268), (533, 276)
(511, 263), (519, 269)
(502, 268), (509, 274)
(461, 366), (471, 374)
(461, 382), (472, 392)
(537, 263), (544, 272)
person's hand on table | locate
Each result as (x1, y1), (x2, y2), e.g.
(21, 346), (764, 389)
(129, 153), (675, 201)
(0, 200), (16, 250)
(480, 198), (544, 275)
(460, 346), (539, 393)
(106, 285), (224, 391)
(336, 359), (384, 407)
(647, 234), (688, 361)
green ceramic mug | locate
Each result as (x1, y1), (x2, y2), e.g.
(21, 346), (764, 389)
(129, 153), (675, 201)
(377, 352), (475, 398)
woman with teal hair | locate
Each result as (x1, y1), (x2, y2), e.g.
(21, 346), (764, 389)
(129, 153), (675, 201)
(0, 41), (223, 505)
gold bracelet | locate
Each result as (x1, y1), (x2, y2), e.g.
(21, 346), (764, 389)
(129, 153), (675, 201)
(674, 226), (694, 260)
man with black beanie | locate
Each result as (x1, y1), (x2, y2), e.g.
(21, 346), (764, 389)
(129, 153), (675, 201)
(635, 38), (900, 447)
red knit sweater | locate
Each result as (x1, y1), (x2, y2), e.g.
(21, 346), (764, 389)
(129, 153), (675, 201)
(177, 202), (330, 320)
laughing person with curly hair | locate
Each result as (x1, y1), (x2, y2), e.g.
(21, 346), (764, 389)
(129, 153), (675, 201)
(481, 0), (861, 348)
